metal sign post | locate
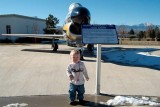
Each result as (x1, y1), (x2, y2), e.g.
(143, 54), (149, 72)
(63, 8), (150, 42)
(82, 24), (118, 95)
(96, 44), (101, 94)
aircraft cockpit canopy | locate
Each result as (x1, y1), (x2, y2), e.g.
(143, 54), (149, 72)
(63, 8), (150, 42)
(69, 3), (82, 12)
(65, 3), (82, 23)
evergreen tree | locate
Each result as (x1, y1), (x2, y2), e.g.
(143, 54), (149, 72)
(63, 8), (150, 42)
(150, 29), (155, 39)
(128, 29), (135, 35)
(138, 31), (144, 39)
(43, 14), (59, 34)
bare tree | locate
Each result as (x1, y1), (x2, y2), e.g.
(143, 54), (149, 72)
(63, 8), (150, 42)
(146, 25), (155, 40)
(33, 22), (39, 34)
(117, 25), (127, 37)
(155, 26), (160, 41)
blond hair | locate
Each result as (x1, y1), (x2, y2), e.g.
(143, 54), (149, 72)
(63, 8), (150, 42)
(70, 49), (80, 56)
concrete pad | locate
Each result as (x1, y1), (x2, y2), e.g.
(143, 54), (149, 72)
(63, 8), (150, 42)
(0, 44), (160, 97)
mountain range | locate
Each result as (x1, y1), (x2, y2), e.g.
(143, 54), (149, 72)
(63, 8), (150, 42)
(116, 23), (160, 32)
(57, 23), (160, 32)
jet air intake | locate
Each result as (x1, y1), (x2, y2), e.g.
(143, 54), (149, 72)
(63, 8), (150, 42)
(69, 6), (91, 38)
(71, 6), (91, 25)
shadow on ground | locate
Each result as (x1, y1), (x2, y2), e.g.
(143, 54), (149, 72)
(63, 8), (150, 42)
(22, 49), (71, 54)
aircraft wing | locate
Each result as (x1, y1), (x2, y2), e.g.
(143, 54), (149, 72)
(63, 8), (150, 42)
(1, 34), (65, 39)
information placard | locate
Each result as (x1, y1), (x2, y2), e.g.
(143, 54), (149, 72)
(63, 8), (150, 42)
(82, 24), (118, 44)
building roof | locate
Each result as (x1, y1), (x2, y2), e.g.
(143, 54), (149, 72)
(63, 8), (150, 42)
(0, 14), (45, 21)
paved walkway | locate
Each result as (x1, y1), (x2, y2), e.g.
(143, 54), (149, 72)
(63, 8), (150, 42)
(0, 44), (160, 106)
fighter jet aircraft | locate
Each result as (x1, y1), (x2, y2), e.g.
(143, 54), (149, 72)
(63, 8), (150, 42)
(2, 3), (94, 59)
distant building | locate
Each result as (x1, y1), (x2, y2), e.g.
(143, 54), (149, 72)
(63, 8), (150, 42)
(0, 14), (46, 41)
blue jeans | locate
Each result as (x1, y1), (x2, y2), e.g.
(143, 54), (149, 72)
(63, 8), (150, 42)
(69, 83), (85, 102)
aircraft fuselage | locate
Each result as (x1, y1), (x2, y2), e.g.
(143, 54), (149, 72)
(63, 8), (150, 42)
(63, 3), (91, 45)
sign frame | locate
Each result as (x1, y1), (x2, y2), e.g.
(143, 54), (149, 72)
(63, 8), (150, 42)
(82, 24), (119, 44)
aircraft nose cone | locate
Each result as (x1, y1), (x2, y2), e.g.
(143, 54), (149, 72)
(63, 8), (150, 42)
(71, 7), (91, 25)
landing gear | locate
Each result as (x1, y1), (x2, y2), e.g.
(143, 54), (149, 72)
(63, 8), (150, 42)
(79, 49), (84, 60)
(51, 39), (58, 51)
(52, 43), (58, 51)
(76, 44), (84, 60)
(87, 44), (94, 52)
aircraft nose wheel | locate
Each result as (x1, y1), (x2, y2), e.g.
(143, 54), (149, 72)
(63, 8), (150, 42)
(52, 43), (58, 51)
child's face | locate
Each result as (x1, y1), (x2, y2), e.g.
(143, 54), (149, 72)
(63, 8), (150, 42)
(70, 53), (80, 63)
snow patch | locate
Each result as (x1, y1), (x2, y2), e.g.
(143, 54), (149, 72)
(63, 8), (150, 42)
(3, 103), (28, 107)
(96, 47), (160, 69)
(137, 52), (160, 57)
(100, 96), (160, 106)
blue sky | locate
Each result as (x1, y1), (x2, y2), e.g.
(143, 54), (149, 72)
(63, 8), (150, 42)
(0, 0), (160, 26)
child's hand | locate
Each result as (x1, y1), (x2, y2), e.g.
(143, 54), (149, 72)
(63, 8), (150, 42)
(69, 75), (74, 81)
(86, 77), (89, 81)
